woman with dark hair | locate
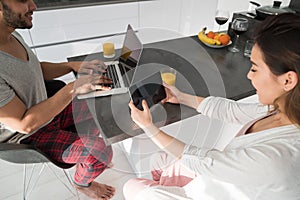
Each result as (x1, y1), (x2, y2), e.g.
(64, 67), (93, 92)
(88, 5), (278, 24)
(124, 13), (300, 200)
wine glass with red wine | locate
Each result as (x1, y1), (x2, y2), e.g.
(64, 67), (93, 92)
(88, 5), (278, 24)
(228, 18), (248, 53)
(215, 10), (229, 32)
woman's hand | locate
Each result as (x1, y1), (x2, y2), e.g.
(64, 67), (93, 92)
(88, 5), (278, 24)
(70, 60), (107, 75)
(129, 100), (185, 158)
(128, 100), (153, 129)
(161, 83), (182, 104)
(162, 83), (204, 109)
(73, 74), (112, 95)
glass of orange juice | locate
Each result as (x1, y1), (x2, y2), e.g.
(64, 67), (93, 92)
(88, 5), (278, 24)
(160, 68), (177, 86)
(102, 42), (115, 58)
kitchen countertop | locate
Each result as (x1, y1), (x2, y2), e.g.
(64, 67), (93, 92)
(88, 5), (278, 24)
(68, 35), (255, 145)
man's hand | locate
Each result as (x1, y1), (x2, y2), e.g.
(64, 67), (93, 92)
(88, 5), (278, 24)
(70, 60), (107, 75)
(73, 74), (112, 95)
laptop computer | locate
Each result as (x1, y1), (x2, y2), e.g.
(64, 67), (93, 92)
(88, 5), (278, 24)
(77, 24), (143, 99)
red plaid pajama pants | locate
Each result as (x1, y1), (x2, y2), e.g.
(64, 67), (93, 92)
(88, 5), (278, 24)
(21, 99), (113, 185)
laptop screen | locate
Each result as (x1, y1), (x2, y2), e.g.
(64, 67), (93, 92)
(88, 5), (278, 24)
(118, 24), (143, 86)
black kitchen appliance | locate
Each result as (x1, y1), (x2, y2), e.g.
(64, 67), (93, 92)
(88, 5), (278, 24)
(228, 0), (300, 42)
(289, 0), (300, 13)
(251, 1), (295, 20)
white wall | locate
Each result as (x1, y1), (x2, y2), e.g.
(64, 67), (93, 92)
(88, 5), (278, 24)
(138, 0), (218, 36)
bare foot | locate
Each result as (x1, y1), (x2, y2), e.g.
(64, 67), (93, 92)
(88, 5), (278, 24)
(107, 162), (114, 168)
(151, 169), (162, 181)
(74, 181), (115, 200)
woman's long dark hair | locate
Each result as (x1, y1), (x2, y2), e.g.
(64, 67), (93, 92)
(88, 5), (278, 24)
(254, 13), (300, 126)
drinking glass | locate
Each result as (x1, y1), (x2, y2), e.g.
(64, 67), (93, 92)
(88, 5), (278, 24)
(102, 42), (115, 58)
(160, 68), (177, 86)
(215, 10), (229, 32)
(228, 18), (248, 53)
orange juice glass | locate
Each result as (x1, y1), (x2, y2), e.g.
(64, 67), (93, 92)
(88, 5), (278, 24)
(102, 42), (115, 58)
(160, 68), (177, 86)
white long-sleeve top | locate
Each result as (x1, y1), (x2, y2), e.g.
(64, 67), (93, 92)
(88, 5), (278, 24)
(181, 97), (300, 200)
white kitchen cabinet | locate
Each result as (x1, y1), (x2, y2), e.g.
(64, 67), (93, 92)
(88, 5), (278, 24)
(17, 0), (220, 62)
(178, 0), (218, 35)
(138, 0), (182, 31)
(34, 33), (126, 62)
(27, 2), (139, 65)
(138, 0), (219, 42)
(30, 2), (139, 47)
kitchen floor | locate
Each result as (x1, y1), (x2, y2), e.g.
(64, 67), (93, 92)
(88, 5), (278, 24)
(0, 142), (136, 200)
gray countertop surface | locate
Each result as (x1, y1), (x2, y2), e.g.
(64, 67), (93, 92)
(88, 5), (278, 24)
(68, 35), (255, 145)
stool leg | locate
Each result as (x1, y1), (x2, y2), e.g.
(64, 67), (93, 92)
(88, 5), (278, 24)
(23, 163), (45, 199)
(63, 169), (80, 199)
(46, 163), (80, 198)
(23, 164), (26, 200)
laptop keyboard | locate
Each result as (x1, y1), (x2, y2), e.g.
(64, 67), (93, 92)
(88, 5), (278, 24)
(103, 64), (120, 88)
(118, 63), (130, 87)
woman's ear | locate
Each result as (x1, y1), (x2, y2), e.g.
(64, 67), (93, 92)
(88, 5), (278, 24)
(283, 71), (298, 92)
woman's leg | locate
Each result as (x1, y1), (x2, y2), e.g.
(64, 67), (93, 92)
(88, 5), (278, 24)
(123, 178), (160, 200)
(123, 152), (197, 200)
(151, 152), (197, 187)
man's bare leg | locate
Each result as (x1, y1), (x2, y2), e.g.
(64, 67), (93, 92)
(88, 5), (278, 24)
(74, 181), (115, 200)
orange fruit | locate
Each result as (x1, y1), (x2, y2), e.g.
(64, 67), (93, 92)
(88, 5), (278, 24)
(206, 31), (215, 39)
(218, 34), (230, 45)
(214, 33), (221, 40)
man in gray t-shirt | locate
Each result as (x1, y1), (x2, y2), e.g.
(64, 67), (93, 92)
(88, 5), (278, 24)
(0, 31), (48, 143)
(0, 1), (115, 199)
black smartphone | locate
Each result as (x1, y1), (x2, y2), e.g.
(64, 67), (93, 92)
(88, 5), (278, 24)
(129, 72), (166, 111)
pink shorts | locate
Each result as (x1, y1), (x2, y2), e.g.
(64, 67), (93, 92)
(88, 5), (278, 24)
(123, 152), (197, 199)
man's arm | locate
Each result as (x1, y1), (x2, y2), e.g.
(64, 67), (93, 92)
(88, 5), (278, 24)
(0, 83), (75, 134)
(41, 60), (107, 80)
(40, 62), (73, 80)
(0, 70), (112, 134)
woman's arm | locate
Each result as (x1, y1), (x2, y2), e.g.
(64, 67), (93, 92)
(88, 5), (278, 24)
(129, 100), (186, 158)
(181, 140), (296, 188)
(128, 84), (205, 157)
(163, 84), (267, 124)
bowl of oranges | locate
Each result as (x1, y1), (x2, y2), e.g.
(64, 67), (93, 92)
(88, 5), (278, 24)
(198, 27), (231, 48)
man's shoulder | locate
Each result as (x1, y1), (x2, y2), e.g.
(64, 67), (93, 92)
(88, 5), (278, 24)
(12, 31), (25, 42)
